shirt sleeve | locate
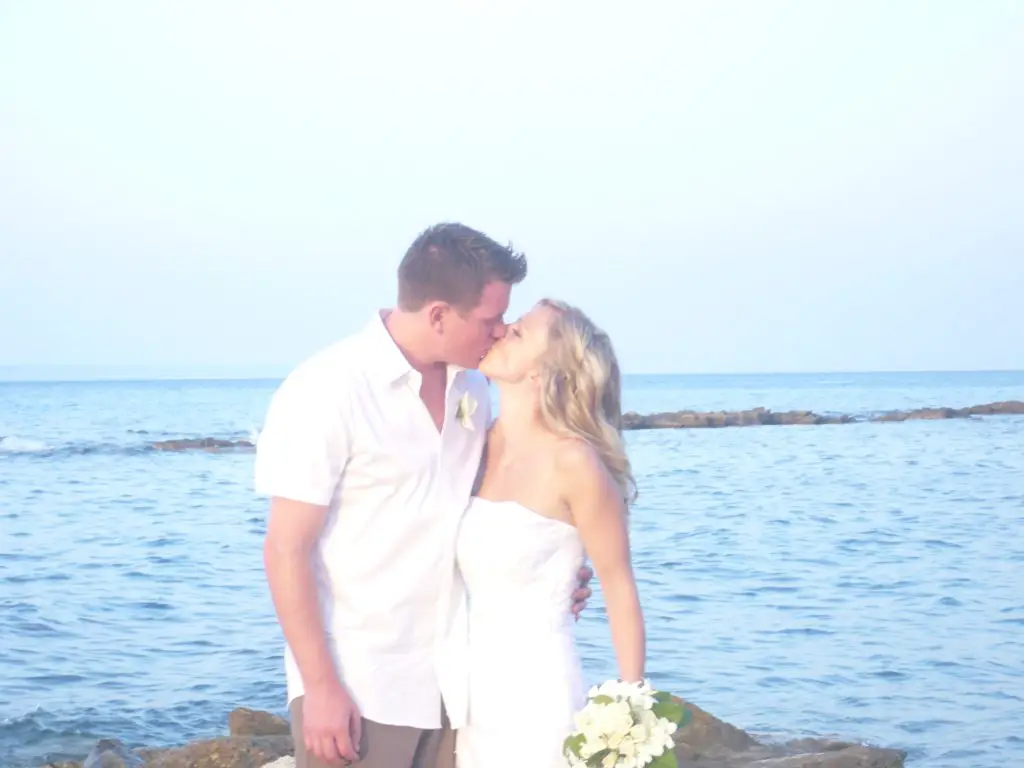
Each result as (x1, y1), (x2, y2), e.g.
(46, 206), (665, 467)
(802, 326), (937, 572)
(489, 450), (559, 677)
(254, 365), (350, 507)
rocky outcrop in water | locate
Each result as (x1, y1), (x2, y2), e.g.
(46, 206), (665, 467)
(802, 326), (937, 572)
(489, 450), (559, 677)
(149, 438), (255, 451)
(870, 400), (1024, 422)
(43, 699), (905, 768)
(668, 696), (905, 766)
(142, 400), (1024, 450)
(622, 408), (853, 429)
(622, 399), (1024, 430)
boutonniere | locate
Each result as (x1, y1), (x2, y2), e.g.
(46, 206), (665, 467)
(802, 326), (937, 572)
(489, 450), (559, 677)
(455, 392), (477, 430)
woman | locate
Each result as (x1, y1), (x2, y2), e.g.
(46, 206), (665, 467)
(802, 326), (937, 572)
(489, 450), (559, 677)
(452, 298), (645, 768)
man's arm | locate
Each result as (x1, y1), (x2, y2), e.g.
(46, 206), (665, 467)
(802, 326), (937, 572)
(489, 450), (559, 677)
(571, 565), (594, 620)
(254, 365), (360, 763)
(263, 497), (337, 692)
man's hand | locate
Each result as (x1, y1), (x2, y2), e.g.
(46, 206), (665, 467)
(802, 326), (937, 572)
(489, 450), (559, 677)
(571, 564), (594, 621)
(303, 681), (362, 764)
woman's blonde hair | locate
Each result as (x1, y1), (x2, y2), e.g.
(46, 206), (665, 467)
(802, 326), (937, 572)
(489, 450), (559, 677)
(535, 298), (637, 505)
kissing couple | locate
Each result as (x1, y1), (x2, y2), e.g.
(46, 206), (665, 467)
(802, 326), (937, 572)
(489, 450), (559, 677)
(255, 222), (646, 768)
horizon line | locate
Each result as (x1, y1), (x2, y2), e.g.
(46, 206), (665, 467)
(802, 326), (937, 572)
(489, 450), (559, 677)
(1, 366), (1023, 385)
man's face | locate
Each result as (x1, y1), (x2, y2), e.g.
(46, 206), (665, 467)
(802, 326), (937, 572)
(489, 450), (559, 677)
(442, 280), (512, 369)
(478, 302), (557, 384)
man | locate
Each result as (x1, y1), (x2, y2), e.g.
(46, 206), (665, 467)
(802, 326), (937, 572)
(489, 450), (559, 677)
(255, 222), (594, 768)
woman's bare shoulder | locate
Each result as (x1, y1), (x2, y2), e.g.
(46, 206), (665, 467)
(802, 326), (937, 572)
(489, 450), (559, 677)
(552, 437), (606, 483)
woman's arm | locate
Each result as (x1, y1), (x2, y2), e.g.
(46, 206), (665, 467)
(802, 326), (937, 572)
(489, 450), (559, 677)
(559, 442), (645, 682)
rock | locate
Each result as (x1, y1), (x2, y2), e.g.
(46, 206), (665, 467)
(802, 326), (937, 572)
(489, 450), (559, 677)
(671, 696), (905, 767)
(44, 699), (905, 768)
(872, 400), (1024, 423)
(81, 739), (143, 768)
(622, 408), (851, 430)
(228, 708), (291, 737)
(149, 438), (254, 452)
(135, 735), (293, 768)
(969, 400), (1024, 415)
(685, 745), (904, 767)
(872, 407), (958, 422)
(621, 400), (1024, 430)
(672, 696), (758, 753)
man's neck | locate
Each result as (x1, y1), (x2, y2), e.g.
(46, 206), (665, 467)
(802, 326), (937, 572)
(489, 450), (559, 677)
(382, 308), (444, 374)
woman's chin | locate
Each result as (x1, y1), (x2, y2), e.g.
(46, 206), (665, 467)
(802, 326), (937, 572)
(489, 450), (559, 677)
(478, 358), (500, 380)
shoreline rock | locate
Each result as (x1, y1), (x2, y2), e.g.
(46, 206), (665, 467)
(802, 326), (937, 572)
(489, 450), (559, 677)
(622, 399), (1024, 430)
(43, 699), (905, 768)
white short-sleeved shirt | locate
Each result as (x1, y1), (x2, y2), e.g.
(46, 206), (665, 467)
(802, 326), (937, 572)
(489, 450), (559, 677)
(254, 311), (489, 729)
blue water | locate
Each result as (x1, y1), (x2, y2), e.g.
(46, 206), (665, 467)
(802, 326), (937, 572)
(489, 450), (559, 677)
(2, 371), (1023, 768)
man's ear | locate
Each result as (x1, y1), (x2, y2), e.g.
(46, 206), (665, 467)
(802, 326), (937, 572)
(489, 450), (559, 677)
(426, 302), (448, 333)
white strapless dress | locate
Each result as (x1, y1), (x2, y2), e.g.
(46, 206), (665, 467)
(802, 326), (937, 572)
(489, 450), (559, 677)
(453, 497), (588, 768)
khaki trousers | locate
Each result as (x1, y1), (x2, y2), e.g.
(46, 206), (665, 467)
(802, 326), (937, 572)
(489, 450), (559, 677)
(289, 697), (456, 768)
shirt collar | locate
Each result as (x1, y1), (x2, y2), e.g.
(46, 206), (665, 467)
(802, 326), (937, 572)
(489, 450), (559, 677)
(363, 310), (469, 390)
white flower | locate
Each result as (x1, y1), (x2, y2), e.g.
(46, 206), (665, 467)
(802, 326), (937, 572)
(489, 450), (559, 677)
(599, 700), (634, 740)
(566, 678), (686, 768)
(455, 392), (477, 430)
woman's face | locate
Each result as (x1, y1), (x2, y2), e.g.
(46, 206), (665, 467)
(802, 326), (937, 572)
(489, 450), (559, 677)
(478, 303), (557, 384)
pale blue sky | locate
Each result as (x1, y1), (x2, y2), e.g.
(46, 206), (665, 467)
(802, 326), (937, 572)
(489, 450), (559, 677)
(1, 1), (1022, 378)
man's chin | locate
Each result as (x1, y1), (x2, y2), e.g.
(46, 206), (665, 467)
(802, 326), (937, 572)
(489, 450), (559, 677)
(452, 357), (483, 372)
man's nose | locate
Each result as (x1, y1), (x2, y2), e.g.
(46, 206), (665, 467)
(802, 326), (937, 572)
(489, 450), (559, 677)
(492, 323), (508, 340)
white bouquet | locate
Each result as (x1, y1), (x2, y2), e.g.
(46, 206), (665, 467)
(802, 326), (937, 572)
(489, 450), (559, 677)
(563, 679), (691, 768)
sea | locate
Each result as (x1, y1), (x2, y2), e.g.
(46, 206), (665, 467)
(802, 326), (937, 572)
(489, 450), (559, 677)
(1, 371), (1023, 768)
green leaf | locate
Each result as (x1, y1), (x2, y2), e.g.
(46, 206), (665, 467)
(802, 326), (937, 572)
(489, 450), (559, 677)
(652, 691), (673, 703)
(591, 694), (615, 705)
(647, 748), (678, 768)
(586, 748), (612, 767)
(652, 699), (686, 725)
(563, 733), (585, 758)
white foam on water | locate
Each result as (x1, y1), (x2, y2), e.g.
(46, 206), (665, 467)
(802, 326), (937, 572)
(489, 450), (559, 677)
(0, 436), (50, 454)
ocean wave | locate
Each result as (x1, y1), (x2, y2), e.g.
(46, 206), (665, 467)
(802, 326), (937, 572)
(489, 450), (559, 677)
(0, 707), (106, 768)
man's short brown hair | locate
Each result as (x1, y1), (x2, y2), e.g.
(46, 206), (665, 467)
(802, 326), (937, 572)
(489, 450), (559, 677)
(397, 222), (528, 312)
